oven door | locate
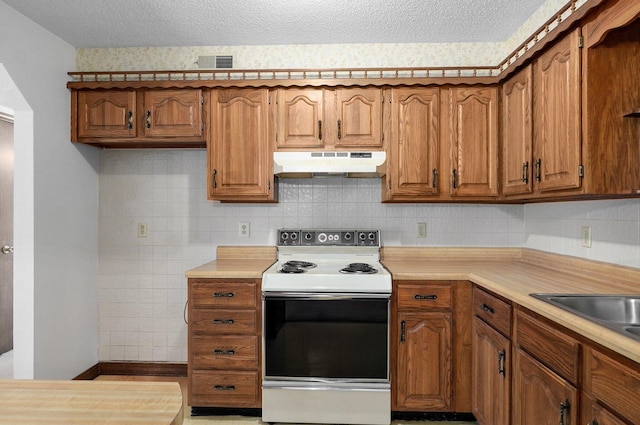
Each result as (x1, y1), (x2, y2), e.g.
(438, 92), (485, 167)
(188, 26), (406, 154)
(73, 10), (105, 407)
(262, 292), (390, 383)
(262, 292), (391, 424)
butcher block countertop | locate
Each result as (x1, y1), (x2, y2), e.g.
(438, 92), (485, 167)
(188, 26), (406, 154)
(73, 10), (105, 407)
(0, 379), (183, 424)
(185, 246), (640, 363)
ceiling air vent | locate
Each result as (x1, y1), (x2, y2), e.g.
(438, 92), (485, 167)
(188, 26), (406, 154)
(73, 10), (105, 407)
(197, 55), (233, 69)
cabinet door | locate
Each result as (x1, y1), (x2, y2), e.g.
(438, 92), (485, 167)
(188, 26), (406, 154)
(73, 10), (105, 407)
(533, 28), (582, 192)
(384, 88), (439, 200)
(503, 65), (533, 196)
(335, 88), (383, 148)
(77, 90), (136, 138)
(472, 318), (510, 425)
(395, 312), (452, 411)
(209, 89), (275, 201)
(581, 394), (628, 425)
(448, 87), (499, 197)
(143, 89), (203, 138)
(513, 349), (578, 425)
(276, 89), (324, 149)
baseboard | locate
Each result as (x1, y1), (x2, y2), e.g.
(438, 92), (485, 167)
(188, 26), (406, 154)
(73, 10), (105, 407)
(74, 361), (187, 380)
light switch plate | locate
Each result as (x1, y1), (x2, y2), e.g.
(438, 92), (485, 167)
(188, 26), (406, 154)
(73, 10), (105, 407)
(581, 226), (591, 248)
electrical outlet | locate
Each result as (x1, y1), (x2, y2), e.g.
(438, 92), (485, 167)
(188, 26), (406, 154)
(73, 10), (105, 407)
(417, 223), (427, 238)
(239, 221), (250, 238)
(581, 226), (591, 248)
(137, 222), (147, 238)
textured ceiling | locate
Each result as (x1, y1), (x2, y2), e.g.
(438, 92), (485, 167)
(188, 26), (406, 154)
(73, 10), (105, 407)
(2, 0), (548, 48)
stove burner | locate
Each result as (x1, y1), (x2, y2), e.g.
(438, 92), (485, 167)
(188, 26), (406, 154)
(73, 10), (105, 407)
(283, 261), (317, 269)
(278, 265), (307, 274)
(339, 263), (379, 274)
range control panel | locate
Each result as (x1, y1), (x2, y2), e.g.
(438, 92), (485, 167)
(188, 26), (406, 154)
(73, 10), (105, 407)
(277, 229), (380, 247)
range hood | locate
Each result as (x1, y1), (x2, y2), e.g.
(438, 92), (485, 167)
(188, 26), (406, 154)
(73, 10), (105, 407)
(273, 151), (386, 178)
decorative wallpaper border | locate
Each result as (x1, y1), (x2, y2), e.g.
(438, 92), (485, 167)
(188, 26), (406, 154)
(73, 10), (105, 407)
(76, 0), (571, 72)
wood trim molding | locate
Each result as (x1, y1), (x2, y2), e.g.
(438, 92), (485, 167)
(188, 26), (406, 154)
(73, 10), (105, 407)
(73, 362), (187, 380)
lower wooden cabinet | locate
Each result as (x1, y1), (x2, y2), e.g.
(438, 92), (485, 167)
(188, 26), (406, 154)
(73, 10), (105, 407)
(392, 280), (471, 413)
(513, 349), (578, 425)
(188, 278), (261, 408)
(581, 394), (628, 425)
(472, 317), (510, 425)
(395, 311), (452, 410)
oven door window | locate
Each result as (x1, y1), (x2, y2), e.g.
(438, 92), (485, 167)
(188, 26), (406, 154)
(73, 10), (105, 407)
(264, 296), (389, 381)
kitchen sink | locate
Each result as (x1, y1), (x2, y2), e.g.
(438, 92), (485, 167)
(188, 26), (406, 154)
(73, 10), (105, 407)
(530, 294), (640, 342)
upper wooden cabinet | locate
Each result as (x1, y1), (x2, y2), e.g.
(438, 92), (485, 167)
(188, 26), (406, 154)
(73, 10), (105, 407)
(208, 89), (276, 202)
(383, 87), (440, 201)
(72, 89), (205, 148)
(446, 87), (499, 198)
(532, 28), (583, 194)
(502, 65), (533, 196)
(275, 87), (383, 150)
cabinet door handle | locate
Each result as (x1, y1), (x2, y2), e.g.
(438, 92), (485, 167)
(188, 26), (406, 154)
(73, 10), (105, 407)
(213, 349), (236, 355)
(212, 319), (235, 325)
(400, 320), (406, 343)
(212, 169), (218, 189)
(452, 169), (458, 189)
(318, 120), (323, 140)
(497, 350), (506, 377)
(337, 119), (342, 139)
(559, 400), (570, 425)
(535, 158), (541, 182)
(213, 385), (236, 391)
(414, 294), (438, 300)
(522, 161), (529, 183)
(432, 168), (438, 189)
(127, 111), (133, 129)
(145, 110), (151, 129)
(212, 291), (234, 298)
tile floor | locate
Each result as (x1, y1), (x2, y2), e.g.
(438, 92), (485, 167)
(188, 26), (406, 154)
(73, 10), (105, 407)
(96, 375), (477, 425)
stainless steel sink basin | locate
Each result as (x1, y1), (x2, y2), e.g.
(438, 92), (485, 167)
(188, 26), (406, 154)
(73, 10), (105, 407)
(531, 294), (640, 342)
(625, 325), (640, 337)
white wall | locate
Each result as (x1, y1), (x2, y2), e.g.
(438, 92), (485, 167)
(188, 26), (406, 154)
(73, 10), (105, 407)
(0, 1), (99, 379)
(98, 150), (525, 361)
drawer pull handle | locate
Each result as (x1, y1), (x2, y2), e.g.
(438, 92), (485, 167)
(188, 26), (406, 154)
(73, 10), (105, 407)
(212, 319), (235, 325)
(481, 303), (495, 314)
(213, 385), (236, 391)
(400, 320), (406, 343)
(213, 349), (236, 355)
(414, 294), (438, 300)
(212, 292), (234, 298)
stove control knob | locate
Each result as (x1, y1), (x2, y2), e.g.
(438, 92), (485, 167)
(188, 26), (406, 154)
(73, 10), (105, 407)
(344, 232), (352, 241)
(290, 232), (298, 240)
(368, 232), (376, 240)
(303, 232), (313, 241)
(317, 232), (327, 243)
(281, 232), (289, 241)
(358, 232), (366, 240)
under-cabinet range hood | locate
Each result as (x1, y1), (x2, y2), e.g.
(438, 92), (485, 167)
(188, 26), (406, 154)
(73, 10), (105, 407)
(273, 151), (386, 178)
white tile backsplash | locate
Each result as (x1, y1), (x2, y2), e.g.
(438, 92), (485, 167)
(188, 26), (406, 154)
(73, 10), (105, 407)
(98, 150), (640, 362)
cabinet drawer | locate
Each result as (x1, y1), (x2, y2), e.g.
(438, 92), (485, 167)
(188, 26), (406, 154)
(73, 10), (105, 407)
(191, 309), (257, 335)
(191, 335), (258, 370)
(515, 310), (580, 385)
(190, 280), (257, 308)
(584, 347), (640, 425)
(473, 287), (512, 336)
(190, 370), (260, 408)
(396, 282), (452, 310)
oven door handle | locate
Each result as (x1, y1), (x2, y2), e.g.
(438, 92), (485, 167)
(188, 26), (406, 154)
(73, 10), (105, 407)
(262, 292), (390, 300)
